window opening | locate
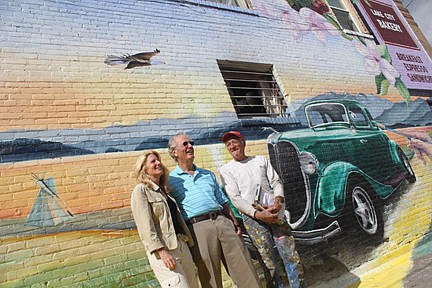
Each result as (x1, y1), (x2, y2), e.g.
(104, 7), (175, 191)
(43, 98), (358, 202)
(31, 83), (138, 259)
(217, 60), (287, 119)
(327, 0), (359, 32)
(287, 0), (372, 37)
(205, 0), (252, 9)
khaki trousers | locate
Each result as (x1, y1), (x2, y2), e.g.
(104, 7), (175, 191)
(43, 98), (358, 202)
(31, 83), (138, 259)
(188, 215), (261, 288)
(147, 237), (199, 288)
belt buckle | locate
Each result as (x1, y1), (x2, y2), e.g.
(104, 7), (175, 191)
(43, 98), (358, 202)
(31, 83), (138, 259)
(209, 211), (219, 220)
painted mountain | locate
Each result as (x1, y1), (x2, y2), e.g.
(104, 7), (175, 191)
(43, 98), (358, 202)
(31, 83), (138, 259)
(1, 93), (431, 163)
(289, 92), (432, 128)
(0, 138), (94, 163)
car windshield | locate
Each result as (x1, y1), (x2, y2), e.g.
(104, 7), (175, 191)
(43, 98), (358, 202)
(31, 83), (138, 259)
(347, 107), (371, 128)
(305, 103), (350, 128)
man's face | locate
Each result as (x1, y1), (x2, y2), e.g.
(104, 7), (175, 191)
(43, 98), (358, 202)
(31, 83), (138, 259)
(173, 135), (195, 164)
(225, 137), (246, 161)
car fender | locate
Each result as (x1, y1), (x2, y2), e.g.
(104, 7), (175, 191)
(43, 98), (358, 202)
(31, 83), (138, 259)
(315, 162), (394, 217)
(388, 140), (403, 165)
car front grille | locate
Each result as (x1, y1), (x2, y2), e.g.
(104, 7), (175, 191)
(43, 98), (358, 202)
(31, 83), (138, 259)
(268, 141), (308, 224)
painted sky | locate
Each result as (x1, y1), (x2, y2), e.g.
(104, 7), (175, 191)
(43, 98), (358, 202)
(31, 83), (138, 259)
(402, 0), (432, 44)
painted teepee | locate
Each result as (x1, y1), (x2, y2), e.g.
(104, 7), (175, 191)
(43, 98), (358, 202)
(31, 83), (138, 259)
(26, 175), (73, 227)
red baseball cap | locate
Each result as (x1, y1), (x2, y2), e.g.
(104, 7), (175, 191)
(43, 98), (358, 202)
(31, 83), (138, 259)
(221, 131), (244, 143)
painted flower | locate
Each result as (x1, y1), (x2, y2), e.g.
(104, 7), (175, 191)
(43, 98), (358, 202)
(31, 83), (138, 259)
(354, 40), (400, 85)
(299, 8), (339, 44)
(281, 6), (308, 41)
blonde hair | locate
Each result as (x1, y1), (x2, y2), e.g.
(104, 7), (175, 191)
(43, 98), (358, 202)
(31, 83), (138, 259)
(134, 151), (170, 192)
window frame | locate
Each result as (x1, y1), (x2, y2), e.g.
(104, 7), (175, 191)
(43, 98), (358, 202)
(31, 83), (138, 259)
(327, 0), (360, 32)
(204, 0), (253, 9)
(217, 60), (288, 119)
(305, 102), (350, 129)
(184, 0), (257, 14)
(326, 0), (373, 38)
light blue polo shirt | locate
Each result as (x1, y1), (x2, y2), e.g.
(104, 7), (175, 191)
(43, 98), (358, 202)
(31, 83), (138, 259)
(169, 165), (228, 220)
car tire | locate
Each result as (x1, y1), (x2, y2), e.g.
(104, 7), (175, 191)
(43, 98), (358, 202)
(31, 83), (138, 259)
(342, 177), (384, 239)
(397, 147), (416, 183)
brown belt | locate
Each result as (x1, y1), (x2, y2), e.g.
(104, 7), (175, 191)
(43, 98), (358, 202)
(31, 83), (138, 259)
(188, 210), (223, 224)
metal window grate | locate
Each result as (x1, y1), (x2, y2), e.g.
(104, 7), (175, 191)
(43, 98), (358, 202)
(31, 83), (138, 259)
(218, 61), (287, 119)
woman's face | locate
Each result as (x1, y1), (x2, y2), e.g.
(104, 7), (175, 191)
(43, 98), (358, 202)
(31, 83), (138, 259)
(144, 153), (164, 179)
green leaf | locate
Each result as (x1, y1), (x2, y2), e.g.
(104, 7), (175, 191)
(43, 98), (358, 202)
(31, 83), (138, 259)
(395, 78), (411, 104)
(380, 79), (390, 95)
(363, 0), (372, 7)
(324, 13), (340, 28)
(323, 13), (353, 41)
(341, 31), (354, 41)
(378, 45), (391, 62)
(356, 35), (366, 46)
(352, 0), (371, 7)
(375, 74), (385, 94)
(375, 75), (390, 96)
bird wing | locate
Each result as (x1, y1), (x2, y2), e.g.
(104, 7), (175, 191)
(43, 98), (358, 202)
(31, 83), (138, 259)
(129, 49), (160, 61)
(125, 61), (151, 69)
(104, 55), (129, 65)
(105, 49), (161, 68)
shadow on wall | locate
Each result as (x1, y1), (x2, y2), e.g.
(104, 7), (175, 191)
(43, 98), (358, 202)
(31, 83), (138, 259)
(295, 220), (387, 287)
(304, 254), (361, 287)
(295, 181), (421, 287)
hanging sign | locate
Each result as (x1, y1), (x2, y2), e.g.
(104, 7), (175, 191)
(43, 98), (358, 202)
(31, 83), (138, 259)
(356, 0), (432, 89)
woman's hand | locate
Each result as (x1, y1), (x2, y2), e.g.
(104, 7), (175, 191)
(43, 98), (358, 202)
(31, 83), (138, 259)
(156, 248), (177, 270)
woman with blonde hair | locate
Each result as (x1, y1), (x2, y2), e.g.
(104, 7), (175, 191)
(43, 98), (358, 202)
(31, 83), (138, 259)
(131, 151), (198, 288)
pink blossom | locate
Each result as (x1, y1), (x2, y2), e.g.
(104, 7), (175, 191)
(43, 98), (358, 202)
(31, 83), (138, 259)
(354, 40), (400, 85)
(299, 8), (339, 44)
(281, 7), (308, 41)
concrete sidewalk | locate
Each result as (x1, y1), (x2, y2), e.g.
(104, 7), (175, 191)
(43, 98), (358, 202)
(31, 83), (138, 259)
(303, 232), (432, 288)
(404, 233), (432, 288)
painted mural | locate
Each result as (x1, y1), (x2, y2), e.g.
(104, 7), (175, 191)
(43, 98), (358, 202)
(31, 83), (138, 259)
(0, 0), (431, 287)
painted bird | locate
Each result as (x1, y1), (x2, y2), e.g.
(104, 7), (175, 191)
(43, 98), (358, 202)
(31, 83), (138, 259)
(104, 49), (164, 69)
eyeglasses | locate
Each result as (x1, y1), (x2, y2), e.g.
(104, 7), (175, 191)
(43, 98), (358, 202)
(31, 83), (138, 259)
(182, 140), (194, 147)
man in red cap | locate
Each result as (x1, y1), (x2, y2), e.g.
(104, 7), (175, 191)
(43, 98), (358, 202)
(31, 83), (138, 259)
(219, 131), (305, 288)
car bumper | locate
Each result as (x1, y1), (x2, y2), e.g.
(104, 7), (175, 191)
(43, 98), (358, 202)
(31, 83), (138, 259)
(292, 220), (341, 245)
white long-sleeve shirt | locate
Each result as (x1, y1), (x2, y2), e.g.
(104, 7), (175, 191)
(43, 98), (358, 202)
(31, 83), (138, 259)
(219, 155), (284, 218)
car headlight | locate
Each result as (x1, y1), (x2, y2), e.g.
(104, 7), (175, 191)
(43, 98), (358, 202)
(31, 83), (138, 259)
(299, 151), (319, 175)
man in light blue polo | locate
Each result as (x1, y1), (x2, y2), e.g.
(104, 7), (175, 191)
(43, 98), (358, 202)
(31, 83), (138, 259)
(168, 132), (261, 288)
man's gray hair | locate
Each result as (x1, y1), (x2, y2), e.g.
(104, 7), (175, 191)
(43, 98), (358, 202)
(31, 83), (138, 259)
(168, 132), (188, 162)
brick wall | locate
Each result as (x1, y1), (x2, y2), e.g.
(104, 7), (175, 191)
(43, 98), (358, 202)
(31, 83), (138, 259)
(1, 0), (431, 287)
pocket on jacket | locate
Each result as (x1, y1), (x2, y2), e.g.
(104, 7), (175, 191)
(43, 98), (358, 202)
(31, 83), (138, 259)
(148, 199), (166, 217)
(159, 274), (181, 287)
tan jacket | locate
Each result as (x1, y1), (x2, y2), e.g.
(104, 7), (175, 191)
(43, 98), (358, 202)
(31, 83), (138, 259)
(131, 182), (194, 254)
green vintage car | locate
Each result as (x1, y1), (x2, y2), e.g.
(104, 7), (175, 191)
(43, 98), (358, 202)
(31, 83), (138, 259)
(267, 99), (416, 244)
